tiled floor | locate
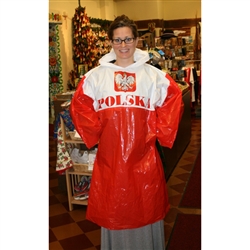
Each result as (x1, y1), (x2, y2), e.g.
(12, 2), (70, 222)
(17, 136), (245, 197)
(49, 116), (201, 250)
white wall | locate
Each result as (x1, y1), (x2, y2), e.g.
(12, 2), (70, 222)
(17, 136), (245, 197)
(49, 0), (201, 91)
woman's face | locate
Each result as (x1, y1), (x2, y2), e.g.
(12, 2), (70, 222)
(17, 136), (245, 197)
(111, 27), (138, 66)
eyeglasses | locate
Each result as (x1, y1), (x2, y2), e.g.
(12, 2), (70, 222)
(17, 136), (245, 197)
(112, 37), (135, 45)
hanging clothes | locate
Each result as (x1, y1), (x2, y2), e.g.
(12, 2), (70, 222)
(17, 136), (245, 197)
(182, 66), (197, 103)
(192, 67), (199, 103)
(53, 109), (75, 139)
(54, 109), (75, 174)
(56, 126), (74, 175)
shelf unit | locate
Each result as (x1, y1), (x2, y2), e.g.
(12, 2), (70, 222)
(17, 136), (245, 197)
(60, 116), (93, 211)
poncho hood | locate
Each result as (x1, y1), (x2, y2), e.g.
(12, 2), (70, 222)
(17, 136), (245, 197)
(99, 48), (150, 70)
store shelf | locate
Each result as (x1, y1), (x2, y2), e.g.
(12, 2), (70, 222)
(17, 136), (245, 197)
(60, 116), (94, 211)
(69, 196), (88, 206)
(64, 138), (84, 144)
(68, 167), (92, 176)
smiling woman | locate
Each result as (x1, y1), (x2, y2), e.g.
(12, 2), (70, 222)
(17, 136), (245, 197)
(110, 29), (138, 67)
(70, 14), (183, 250)
(106, 15), (139, 68)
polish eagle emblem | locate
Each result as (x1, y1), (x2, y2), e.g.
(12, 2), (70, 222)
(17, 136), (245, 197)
(114, 72), (136, 92)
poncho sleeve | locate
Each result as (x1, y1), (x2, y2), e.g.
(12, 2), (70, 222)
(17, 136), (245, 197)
(70, 76), (102, 149)
(156, 73), (184, 148)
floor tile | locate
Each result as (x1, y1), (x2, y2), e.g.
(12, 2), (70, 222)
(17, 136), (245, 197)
(77, 220), (101, 233)
(50, 179), (59, 188)
(49, 228), (57, 243)
(49, 195), (60, 206)
(49, 213), (75, 228)
(179, 163), (194, 172)
(52, 223), (84, 240)
(169, 182), (186, 193)
(49, 172), (59, 180)
(49, 203), (68, 217)
(59, 234), (94, 250)
(168, 194), (183, 206)
(174, 173), (190, 182)
(68, 208), (87, 222)
(49, 241), (64, 250)
(85, 229), (101, 246)
(164, 208), (183, 223)
(50, 186), (65, 195)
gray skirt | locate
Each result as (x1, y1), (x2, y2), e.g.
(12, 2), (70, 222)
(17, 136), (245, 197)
(101, 220), (165, 250)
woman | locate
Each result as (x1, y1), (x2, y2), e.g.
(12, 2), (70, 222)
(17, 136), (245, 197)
(70, 14), (183, 250)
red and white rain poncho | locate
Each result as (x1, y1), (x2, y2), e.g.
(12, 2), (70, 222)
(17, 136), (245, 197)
(70, 48), (183, 230)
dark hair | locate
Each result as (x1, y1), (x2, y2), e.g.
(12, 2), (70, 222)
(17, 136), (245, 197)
(107, 15), (139, 40)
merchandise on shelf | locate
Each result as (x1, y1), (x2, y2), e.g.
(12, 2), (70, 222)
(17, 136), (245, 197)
(72, 5), (111, 78)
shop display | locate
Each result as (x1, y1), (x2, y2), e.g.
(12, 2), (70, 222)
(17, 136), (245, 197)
(72, 3), (111, 82)
(73, 176), (91, 201)
(154, 27), (201, 107)
(59, 116), (98, 210)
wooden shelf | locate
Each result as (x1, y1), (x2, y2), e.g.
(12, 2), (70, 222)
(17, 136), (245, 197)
(70, 197), (88, 206)
(60, 116), (93, 211)
(64, 138), (84, 144)
(68, 167), (92, 176)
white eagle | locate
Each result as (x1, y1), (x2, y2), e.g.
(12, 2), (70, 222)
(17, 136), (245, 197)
(115, 73), (135, 91)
